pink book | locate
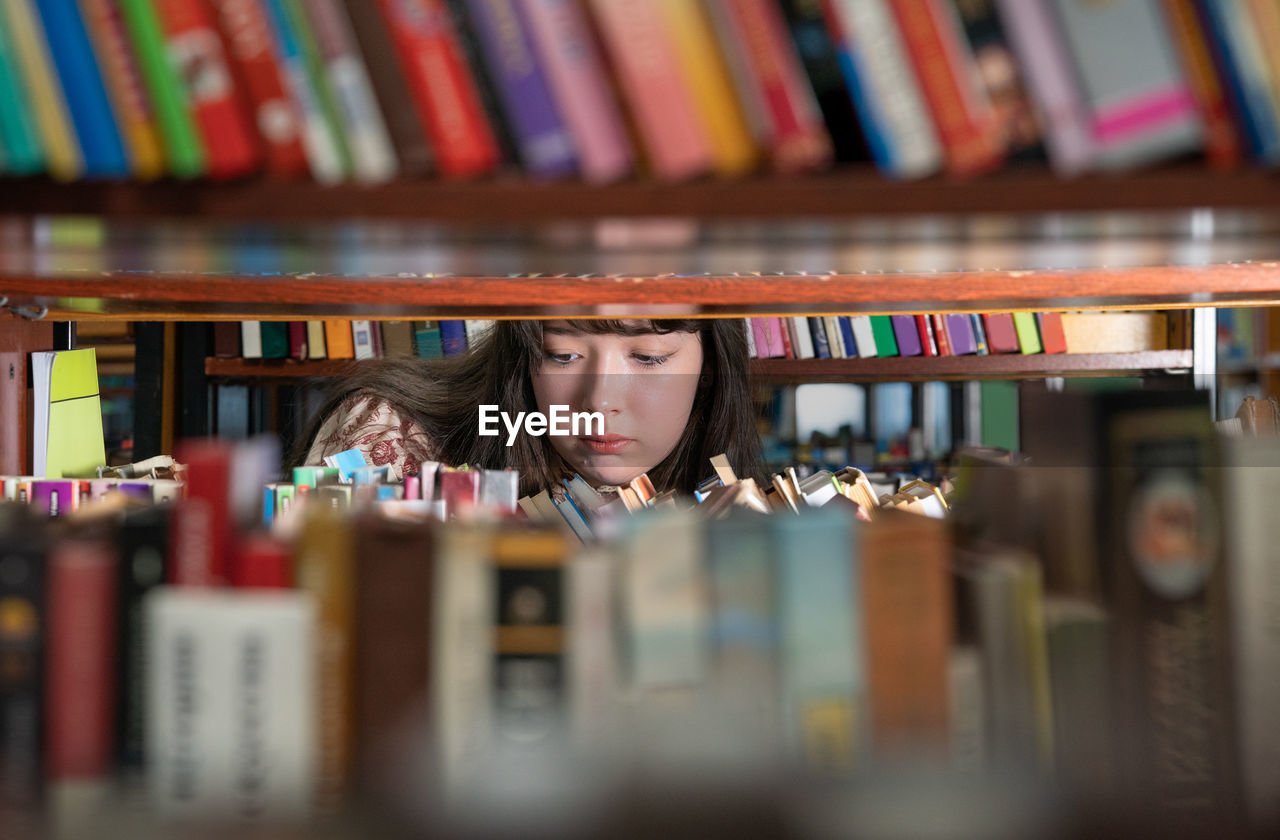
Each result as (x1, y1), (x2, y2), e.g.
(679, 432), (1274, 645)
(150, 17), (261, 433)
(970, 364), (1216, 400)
(587, 0), (711, 179)
(994, 0), (1094, 175)
(762, 318), (787, 359)
(520, 0), (633, 182)
(750, 318), (774, 358)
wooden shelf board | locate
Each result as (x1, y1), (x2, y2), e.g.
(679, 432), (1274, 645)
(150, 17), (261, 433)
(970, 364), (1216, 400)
(6, 167), (1280, 221)
(5, 263), (1280, 320)
(205, 351), (1192, 382)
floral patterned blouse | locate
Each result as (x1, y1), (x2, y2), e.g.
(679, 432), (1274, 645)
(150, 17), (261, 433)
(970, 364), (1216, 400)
(304, 394), (439, 480)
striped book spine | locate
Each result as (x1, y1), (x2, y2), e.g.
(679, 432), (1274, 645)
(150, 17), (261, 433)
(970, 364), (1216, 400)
(0, 11), (44, 174)
(520, 0), (632, 182)
(1162, 0), (1241, 168)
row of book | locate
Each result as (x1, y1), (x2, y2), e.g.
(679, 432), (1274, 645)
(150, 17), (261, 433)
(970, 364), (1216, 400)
(750, 310), (1180, 359)
(3, 0), (1280, 184)
(4, 409), (1279, 830)
(218, 318), (493, 361)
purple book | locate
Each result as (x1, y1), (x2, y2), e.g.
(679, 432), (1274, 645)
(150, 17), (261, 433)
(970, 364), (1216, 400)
(890, 316), (922, 356)
(464, 0), (577, 177)
(944, 314), (978, 355)
(32, 481), (76, 516)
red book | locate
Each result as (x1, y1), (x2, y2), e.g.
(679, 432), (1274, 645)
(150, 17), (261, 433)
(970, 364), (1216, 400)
(440, 469), (480, 518)
(154, 0), (261, 177)
(376, 0), (500, 177)
(170, 440), (233, 585)
(930, 314), (952, 356)
(208, 0), (309, 177)
(916, 314), (937, 357)
(289, 321), (309, 360)
(777, 316), (795, 358)
(706, 0), (832, 172)
(887, 0), (1003, 177)
(983, 313), (1020, 354)
(1036, 312), (1068, 354)
(232, 534), (294, 588)
(46, 533), (118, 780)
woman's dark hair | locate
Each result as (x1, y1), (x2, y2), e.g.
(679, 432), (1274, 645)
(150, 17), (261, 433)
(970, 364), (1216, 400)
(288, 319), (764, 496)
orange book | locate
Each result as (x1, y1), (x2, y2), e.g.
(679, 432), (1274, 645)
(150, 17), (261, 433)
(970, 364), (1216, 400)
(1163, 0), (1242, 169)
(862, 511), (952, 761)
(324, 320), (355, 359)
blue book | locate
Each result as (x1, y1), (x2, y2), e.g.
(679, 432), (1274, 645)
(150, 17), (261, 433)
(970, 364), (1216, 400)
(808, 316), (831, 359)
(439, 320), (468, 356)
(414, 327), (444, 359)
(34, 0), (129, 176)
(838, 317), (858, 357)
(1199, 0), (1280, 163)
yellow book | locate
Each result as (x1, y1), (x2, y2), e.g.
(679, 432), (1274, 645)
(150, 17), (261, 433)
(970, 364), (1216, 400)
(79, 0), (165, 178)
(0, 0), (83, 180)
(32, 348), (106, 478)
(659, 0), (758, 176)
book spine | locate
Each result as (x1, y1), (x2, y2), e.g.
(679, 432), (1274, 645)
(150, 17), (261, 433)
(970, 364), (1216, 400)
(169, 441), (232, 586)
(288, 320), (308, 359)
(931, 313), (951, 355)
(1199, 0), (1280, 163)
(916, 313), (937, 357)
(824, 0), (942, 178)
(849, 315), (877, 358)
(3, 0), (84, 179)
(78, 0), (166, 178)
(519, 0), (631, 182)
(708, 0), (833, 173)
(306, 320), (327, 358)
(886, 0), (1003, 176)
(115, 508), (167, 769)
(808, 316), (831, 358)
(154, 0), (261, 177)
(1035, 311), (1067, 354)
(208, 0), (310, 178)
(1012, 311), (1042, 354)
(870, 315), (898, 357)
(994, 0), (1094, 174)
(983, 313), (1019, 353)
(659, 0), (757, 175)
(588, 0), (712, 180)
(778, 0), (866, 163)
(790, 316), (815, 358)
(376, 0), (500, 177)
(462, 0), (574, 177)
(301, 0), (398, 182)
(46, 534), (117, 780)
(1162, 0), (1241, 168)
(0, 18), (45, 174)
(117, 0), (204, 176)
(323, 319), (353, 358)
(34, 0), (131, 176)
(891, 314), (922, 356)
(0, 523), (44, 807)
(439, 319), (467, 356)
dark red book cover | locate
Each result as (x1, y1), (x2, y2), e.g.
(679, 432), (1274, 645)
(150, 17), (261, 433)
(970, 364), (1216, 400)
(1036, 312), (1068, 354)
(289, 321), (309, 360)
(916, 314), (937, 357)
(931, 314), (952, 356)
(170, 440), (233, 585)
(983, 313), (1020, 353)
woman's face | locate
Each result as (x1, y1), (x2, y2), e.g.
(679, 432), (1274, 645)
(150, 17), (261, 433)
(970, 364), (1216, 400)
(530, 321), (704, 487)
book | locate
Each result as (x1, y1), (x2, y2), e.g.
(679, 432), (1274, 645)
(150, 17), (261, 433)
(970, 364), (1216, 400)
(31, 348), (106, 479)
(1199, 0), (1280, 163)
(951, 0), (1044, 162)
(114, 506), (168, 771)
(323, 319), (354, 358)
(982, 313), (1019, 354)
(1035, 312), (1067, 354)
(1162, 0), (1243, 168)
(778, 0), (867, 163)
(890, 314), (922, 356)
(1059, 311), (1169, 353)
(1011, 312), (1042, 354)
(0, 506), (45, 809)
(0, 14), (44, 174)
(869, 316), (898, 357)
(1, 0), (84, 179)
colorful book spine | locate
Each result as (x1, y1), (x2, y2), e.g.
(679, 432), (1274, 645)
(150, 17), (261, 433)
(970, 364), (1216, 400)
(35, 0), (131, 176)
(849, 315), (877, 358)
(1198, 0), (1280, 163)
(260, 0), (347, 182)
(707, 0), (833, 172)
(301, 0), (398, 182)
(519, 0), (632, 182)
(462, 0), (576, 178)
(808, 316), (831, 358)
(0, 9), (44, 174)
(931, 313), (952, 355)
(208, 0), (310, 179)
(952, 0), (1045, 162)
(1048, 0), (1203, 169)
(439, 319), (467, 356)
(1161, 0), (1241, 168)
(869, 315), (898, 357)
(778, 0), (866, 163)
(117, 0), (203, 176)
(944, 313), (976, 355)
(154, 0), (260, 177)
(660, 0), (757, 175)
(890, 314), (922, 356)
(588, 0), (712, 180)
(994, 0), (1094, 174)
(824, 0), (942, 178)
(376, 0), (500, 177)
(3, 0), (83, 179)
(886, 0), (1003, 176)
(916, 313), (937, 357)
(1011, 311), (1042, 354)
(983, 313), (1019, 353)
(1036, 312), (1067, 354)
(77, 0), (166, 178)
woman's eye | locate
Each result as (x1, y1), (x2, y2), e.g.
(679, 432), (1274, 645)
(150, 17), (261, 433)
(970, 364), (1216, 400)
(633, 354), (670, 366)
(545, 351), (579, 365)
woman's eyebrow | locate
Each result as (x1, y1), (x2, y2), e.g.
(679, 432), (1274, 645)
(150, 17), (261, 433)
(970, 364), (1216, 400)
(542, 325), (579, 336)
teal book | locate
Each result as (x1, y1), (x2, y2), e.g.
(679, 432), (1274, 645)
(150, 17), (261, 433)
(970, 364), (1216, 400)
(259, 323), (290, 359)
(0, 17), (44, 174)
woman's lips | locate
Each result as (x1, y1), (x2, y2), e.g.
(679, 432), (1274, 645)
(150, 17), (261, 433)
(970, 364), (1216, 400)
(580, 436), (633, 454)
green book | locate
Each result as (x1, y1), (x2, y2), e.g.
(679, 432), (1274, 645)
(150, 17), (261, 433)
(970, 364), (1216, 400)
(1012, 312), (1043, 354)
(869, 316), (899, 357)
(980, 380), (1019, 453)
(260, 322), (290, 359)
(118, 0), (205, 177)
(282, 0), (353, 177)
(0, 18), (43, 174)
(32, 348), (106, 479)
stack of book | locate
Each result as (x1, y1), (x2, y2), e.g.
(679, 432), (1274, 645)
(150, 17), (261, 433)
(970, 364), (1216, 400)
(219, 318), (492, 362)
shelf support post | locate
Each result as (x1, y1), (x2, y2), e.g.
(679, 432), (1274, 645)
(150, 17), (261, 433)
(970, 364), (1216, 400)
(1192, 308), (1217, 418)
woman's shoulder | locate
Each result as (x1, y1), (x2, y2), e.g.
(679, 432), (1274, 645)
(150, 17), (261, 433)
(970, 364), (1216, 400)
(305, 392), (440, 479)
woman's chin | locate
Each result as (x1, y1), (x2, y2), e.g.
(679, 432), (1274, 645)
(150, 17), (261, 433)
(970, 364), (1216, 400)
(577, 463), (647, 488)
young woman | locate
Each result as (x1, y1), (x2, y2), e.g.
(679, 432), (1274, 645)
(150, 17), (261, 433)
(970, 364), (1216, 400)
(292, 318), (763, 496)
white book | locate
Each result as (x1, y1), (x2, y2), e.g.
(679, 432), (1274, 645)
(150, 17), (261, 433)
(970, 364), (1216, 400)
(464, 319), (495, 348)
(850, 316), (878, 358)
(241, 322), (263, 359)
(790, 316), (815, 359)
(146, 588), (317, 822)
(829, 0), (942, 179)
(743, 318), (757, 358)
(350, 320), (375, 360)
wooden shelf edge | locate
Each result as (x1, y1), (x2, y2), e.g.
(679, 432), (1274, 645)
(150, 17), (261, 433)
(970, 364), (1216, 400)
(205, 351), (1193, 383)
(6, 166), (1280, 221)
